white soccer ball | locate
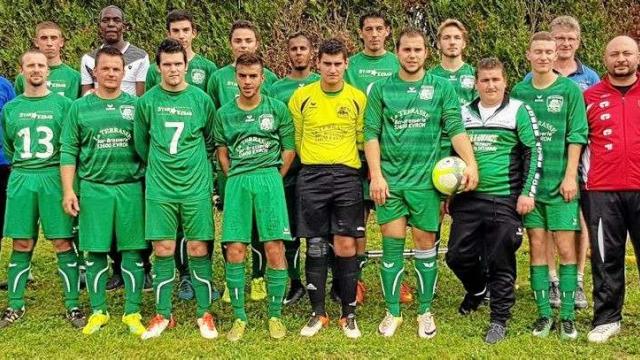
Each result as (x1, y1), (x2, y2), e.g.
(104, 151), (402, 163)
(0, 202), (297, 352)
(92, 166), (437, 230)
(432, 156), (467, 195)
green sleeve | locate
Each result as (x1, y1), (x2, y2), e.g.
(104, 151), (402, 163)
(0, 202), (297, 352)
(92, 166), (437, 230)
(440, 81), (465, 138)
(204, 61), (218, 93)
(213, 110), (225, 147)
(1, 109), (13, 162)
(204, 98), (217, 157)
(278, 102), (295, 151)
(363, 82), (383, 142)
(133, 100), (150, 163)
(206, 74), (220, 108)
(516, 104), (543, 198)
(566, 85), (588, 145)
(71, 71), (81, 99)
(14, 75), (24, 95)
(59, 102), (80, 166)
(145, 65), (160, 91)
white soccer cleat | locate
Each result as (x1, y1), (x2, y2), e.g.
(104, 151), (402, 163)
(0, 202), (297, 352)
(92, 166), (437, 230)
(417, 312), (437, 339)
(339, 314), (362, 339)
(141, 314), (174, 340)
(588, 322), (620, 343)
(197, 313), (218, 339)
(300, 313), (329, 337)
(378, 312), (403, 337)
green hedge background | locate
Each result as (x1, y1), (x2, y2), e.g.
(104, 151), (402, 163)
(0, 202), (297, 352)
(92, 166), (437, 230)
(0, 0), (638, 83)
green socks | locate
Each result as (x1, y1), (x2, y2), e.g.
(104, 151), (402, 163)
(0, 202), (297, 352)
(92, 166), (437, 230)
(266, 267), (287, 318)
(85, 252), (109, 313)
(530, 265), (552, 319)
(189, 255), (213, 317)
(57, 249), (80, 310)
(415, 247), (438, 315)
(380, 237), (405, 317)
(226, 262), (247, 321)
(7, 251), (32, 310)
(559, 264), (577, 321)
(153, 255), (176, 318)
(121, 251), (144, 315)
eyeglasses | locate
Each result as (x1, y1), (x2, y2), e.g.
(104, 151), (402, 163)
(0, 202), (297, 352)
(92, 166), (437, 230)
(554, 36), (578, 43)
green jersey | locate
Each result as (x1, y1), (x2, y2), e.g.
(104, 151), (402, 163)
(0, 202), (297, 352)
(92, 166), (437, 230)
(364, 73), (466, 190)
(427, 63), (478, 106)
(461, 98), (542, 197)
(60, 92), (144, 184)
(134, 85), (216, 201)
(15, 63), (81, 100)
(1, 92), (72, 169)
(146, 54), (218, 92)
(206, 64), (278, 107)
(345, 52), (399, 93)
(511, 76), (588, 203)
(269, 73), (321, 103)
(214, 96), (294, 177)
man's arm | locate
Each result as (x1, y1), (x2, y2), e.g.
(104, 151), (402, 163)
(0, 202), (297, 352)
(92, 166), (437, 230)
(60, 165), (79, 216)
(133, 102), (150, 163)
(560, 144), (582, 202)
(363, 82), (388, 205)
(278, 102), (296, 177)
(280, 150), (295, 177)
(135, 54), (150, 97)
(561, 84), (589, 202)
(217, 146), (230, 176)
(515, 104), (542, 215)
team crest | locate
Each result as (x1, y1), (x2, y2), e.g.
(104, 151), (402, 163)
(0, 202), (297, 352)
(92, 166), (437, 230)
(460, 75), (475, 89)
(337, 106), (350, 119)
(191, 69), (206, 84)
(546, 95), (564, 113)
(120, 105), (135, 120)
(419, 86), (434, 100)
(259, 114), (274, 131)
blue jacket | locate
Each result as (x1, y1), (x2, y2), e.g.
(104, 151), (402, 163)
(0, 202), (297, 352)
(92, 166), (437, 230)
(523, 59), (600, 91)
(0, 76), (16, 165)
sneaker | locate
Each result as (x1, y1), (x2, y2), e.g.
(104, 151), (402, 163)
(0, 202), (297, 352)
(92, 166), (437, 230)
(141, 314), (176, 340)
(67, 308), (87, 329)
(82, 311), (109, 335)
(178, 275), (195, 301)
(122, 313), (146, 336)
(532, 317), (553, 337)
(106, 273), (124, 291)
(250, 277), (267, 301)
(417, 312), (437, 339)
(549, 281), (561, 308)
(339, 314), (361, 339)
(268, 317), (287, 339)
(378, 311), (403, 337)
(356, 280), (366, 305)
(300, 313), (329, 337)
(560, 319), (578, 340)
(222, 283), (231, 303)
(587, 321), (621, 343)
(227, 318), (246, 342)
(459, 293), (484, 315)
(197, 312), (218, 339)
(0, 307), (25, 328)
(575, 284), (588, 309)
(143, 272), (153, 292)
(283, 282), (305, 306)
(485, 322), (507, 344)
(400, 282), (413, 304)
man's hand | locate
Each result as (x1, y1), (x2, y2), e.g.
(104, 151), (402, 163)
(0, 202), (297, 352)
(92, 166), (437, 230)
(63, 191), (80, 217)
(370, 174), (390, 205)
(460, 162), (479, 192)
(560, 175), (578, 202)
(516, 195), (535, 215)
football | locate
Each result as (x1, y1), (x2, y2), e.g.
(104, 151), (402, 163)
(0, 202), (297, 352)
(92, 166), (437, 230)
(432, 156), (467, 195)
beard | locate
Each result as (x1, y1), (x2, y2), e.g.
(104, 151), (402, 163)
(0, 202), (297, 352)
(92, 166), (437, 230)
(609, 66), (637, 78)
(400, 63), (423, 75)
(293, 65), (309, 72)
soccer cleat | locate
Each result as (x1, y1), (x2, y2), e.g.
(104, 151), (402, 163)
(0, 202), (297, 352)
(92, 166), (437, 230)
(178, 275), (195, 301)
(575, 284), (588, 309)
(485, 322), (507, 344)
(0, 307), (25, 329)
(378, 311), (403, 337)
(141, 314), (176, 340)
(222, 283), (231, 303)
(143, 272), (153, 292)
(250, 277), (267, 301)
(549, 281), (561, 308)
(197, 312), (218, 339)
(227, 319), (246, 342)
(106, 273), (124, 291)
(339, 314), (362, 339)
(459, 293), (484, 315)
(356, 280), (366, 305)
(587, 321), (620, 343)
(417, 312), (437, 339)
(400, 282), (413, 304)
(532, 317), (553, 337)
(268, 317), (287, 339)
(300, 313), (329, 337)
(283, 282), (305, 306)
(560, 319), (578, 341)
(122, 313), (146, 336)
(82, 311), (109, 335)
(67, 308), (87, 329)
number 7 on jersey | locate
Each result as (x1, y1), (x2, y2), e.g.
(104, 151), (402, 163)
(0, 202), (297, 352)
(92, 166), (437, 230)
(165, 121), (184, 155)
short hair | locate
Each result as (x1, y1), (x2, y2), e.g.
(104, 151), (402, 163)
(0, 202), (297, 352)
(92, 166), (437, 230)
(229, 20), (259, 42)
(99, 5), (124, 21)
(529, 31), (555, 48)
(476, 57), (506, 79)
(359, 11), (390, 29)
(235, 53), (263, 71)
(396, 28), (427, 50)
(35, 21), (62, 36)
(155, 38), (187, 66)
(437, 19), (468, 41)
(95, 46), (124, 68)
(287, 31), (312, 47)
(550, 15), (581, 38)
(19, 48), (46, 66)
(166, 9), (195, 31)
(318, 38), (348, 60)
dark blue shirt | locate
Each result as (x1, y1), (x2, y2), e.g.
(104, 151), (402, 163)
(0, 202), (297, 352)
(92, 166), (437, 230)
(0, 77), (16, 165)
(523, 59), (600, 92)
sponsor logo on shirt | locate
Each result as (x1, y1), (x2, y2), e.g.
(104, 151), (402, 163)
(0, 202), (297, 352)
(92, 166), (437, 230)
(120, 105), (134, 120)
(191, 69), (206, 84)
(226, 80), (237, 87)
(419, 85), (434, 100)
(259, 114), (274, 131)
(546, 95), (564, 113)
(337, 106), (350, 119)
(46, 81), (66, 89)
(157, 106), (193, 116)
(19, 112), (53, 120)
(358, 69), (393, 77)
(538, 121), (557, 142)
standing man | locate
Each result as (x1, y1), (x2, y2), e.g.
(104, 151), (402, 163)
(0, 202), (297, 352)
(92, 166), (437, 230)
(365, 28), (477, 339)
(446, 57), (542, 344)
(0, 76), (15, 264)
(60, 46), (147, 336)
(135, 39), (217, 340)
(511, 31), (588, 340)
(269, 32), (320, 306)
(0, 49), (85, 329)
(582, 36), (640, 343)
(215, 53), (295, 341)
(289, 38), (366, 339)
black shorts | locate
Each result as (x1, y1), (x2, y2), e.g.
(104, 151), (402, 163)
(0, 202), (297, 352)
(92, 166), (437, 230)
(296, 165), (364, 238)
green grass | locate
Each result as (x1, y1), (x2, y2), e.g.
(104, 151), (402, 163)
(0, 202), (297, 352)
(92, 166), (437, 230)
(1, 215), (640, 359)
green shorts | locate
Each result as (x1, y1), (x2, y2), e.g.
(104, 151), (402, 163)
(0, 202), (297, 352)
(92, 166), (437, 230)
(4, 168), (73, 239)
(79, 180), (147, 252)
(375, 187), (440, 232)
(146, 197), (214, 241)
(523, 200), (580, 231)
(222, 167), (292, 243)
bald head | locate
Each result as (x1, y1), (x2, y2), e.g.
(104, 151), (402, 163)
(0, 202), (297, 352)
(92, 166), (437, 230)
(604, 35), (639, 83)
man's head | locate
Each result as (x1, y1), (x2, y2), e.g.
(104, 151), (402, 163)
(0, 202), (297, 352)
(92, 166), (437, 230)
(287, 32), (313, 71)
(526, 31), (557, 74)
(20, 49), (49, 87)
(94, 46), (124, 91)
(604, 36), (639, 80)
(229, 20), (259, 60)
(235, 53), (264, 99)
(437, 19), (468, 59)
(396, 28), (428, 75)
(99, 5), (125, 45)
(156, 38), (187, 88)
(358, 11), (391, 54)
(166, 10), (197, 52)
(475, 57), (507, 106)
(550, 16), (581, 61)
(317, 38), (349, 87)
(33, 22), (64, 61)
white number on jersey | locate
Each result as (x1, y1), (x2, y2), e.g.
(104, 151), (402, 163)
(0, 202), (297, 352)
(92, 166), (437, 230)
(165, 121), (184, 155)
(16, 126), (54, 159)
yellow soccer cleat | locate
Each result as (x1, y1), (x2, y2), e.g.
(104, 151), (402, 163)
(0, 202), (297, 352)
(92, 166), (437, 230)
(227, 319), (247, 342)
(122, 312), (146, 336)
(82, 311), (110, 335)
(268, 317), (287, 339)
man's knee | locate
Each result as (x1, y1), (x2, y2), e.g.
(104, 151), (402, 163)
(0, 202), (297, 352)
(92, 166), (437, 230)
(12, 239), (34, 252)
(153, 240), (176, 257)
(225, 243), (246, 263)
(307, 237), (329, 258)
(52, 239), (73, 253)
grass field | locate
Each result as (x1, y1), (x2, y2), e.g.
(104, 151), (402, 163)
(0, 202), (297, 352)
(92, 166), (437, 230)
(1, 215), (640, 359)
